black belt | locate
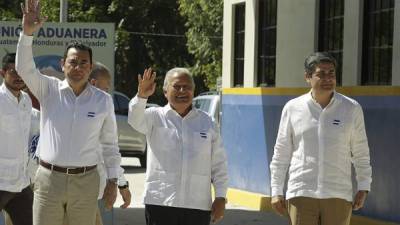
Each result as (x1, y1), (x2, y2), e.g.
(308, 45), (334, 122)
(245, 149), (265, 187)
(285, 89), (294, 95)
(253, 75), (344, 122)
(39, 160), (96, 175)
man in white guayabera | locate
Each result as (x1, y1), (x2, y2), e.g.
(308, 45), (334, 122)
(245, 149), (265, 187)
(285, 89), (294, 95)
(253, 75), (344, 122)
(128, 68), (228, 225)
(270, 52), (372, 225)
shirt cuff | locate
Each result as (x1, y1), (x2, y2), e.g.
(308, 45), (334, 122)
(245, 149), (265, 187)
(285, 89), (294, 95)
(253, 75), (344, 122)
(106, 167), (120, 179)
(271, 187), (284, 197)
(131, 95), (148, 106)
(214, 187), (227, 198)
(136, 95), (148, 103)
(357, 181), (371, 192)
(19, 32), (33, 46)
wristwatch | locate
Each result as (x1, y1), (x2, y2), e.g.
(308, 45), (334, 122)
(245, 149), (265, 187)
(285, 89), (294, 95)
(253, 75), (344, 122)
(107, 178), (118, 184)
(118, 181), (129, 189)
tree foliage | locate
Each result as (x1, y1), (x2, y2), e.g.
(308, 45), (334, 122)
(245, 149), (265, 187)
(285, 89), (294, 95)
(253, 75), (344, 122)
(178, 0), (223, 90)
(0, 0), (22, 20)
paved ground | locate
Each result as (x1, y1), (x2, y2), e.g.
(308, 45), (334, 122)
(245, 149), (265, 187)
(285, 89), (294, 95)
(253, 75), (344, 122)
(0, 157), (288, 225)
(112, 157), (289, 225)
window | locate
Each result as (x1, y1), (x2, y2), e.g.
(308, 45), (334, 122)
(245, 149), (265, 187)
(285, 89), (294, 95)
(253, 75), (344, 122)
(257, 0), (277, 87)
(362, 0), (394, 85)
(233, 3), (245, 87)
(193, 99), (211, 113)
(318, 0), (344, 85)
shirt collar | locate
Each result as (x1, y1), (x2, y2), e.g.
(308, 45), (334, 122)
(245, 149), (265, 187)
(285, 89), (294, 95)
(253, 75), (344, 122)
(163, 103), (197, 119)
(60, 79), (92, 96)
(1, 82), (22, 103)
(60, 79), (70, 90)
(307, 90), (341, 107)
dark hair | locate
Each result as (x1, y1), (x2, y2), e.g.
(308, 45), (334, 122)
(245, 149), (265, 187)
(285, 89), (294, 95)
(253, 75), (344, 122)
(2, 53), (16, 70)
(304, 52), (337, 75)
(63, 40), (93, 64)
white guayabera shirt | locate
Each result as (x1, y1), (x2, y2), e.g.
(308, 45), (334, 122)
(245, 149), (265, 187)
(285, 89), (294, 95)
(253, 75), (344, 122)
(270, 91), (372, 201)
(0, 83), (32, 192)
(128, 96), (228, 210)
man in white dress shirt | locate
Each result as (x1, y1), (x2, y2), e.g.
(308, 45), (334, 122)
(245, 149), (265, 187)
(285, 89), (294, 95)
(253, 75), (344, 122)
(270, 52), (372, 225)
(128, 68), (228, 225)
(16, 1), (122, 225)
(89, 62), (131, 225)
(0, 53), (33, 225)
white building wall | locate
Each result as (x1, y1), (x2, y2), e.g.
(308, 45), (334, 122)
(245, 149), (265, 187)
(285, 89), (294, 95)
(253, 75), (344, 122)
(222, 0), (399, 88)
(275, 0), (318, 87)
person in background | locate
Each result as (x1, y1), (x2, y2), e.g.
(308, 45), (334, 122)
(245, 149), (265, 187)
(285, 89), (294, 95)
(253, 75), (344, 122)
(17, 1), (122, 224)
(89, 62), (132, 225)
(270, 52), (372, 225)
(3, 84), (40, 225)
(0, 52), (33, 225)
(128, 67), (228, 225)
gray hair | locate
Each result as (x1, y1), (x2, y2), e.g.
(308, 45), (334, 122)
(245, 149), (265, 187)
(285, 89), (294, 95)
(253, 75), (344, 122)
(163, 67), (195, 91)
(304, 52), (337, 75)
(89, 62), (111, 80)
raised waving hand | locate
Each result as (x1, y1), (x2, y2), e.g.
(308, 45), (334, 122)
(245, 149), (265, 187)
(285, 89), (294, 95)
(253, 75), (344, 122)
(21, 0), (47, 36)
(137, 68), (156, 99)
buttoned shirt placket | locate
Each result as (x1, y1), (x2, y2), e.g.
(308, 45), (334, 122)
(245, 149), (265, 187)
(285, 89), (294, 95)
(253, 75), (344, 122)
(64, 87), (86, 166)
(179, 116), (187, 206)
(167, 110), (186, 207)
(71, 92), (78, 165)
(180, 112), (195, 206)
(310, 95), (336, 193)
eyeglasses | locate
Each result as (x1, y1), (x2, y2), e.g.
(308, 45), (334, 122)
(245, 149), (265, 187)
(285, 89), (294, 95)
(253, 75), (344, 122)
(171, 84), (193, 91)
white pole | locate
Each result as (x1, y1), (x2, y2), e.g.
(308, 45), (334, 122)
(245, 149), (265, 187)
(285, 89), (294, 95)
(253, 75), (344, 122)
(60, 0), (68, 22)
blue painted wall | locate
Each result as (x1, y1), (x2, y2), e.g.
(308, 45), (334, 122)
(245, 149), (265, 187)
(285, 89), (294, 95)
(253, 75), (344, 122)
(352, 96), (400, 222)
(0, 213), (4, 225)
(222, 92), (400, 223)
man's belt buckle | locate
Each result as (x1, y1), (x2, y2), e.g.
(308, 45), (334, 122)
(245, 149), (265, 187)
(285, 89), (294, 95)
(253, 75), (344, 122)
(66, 167), (72, 175)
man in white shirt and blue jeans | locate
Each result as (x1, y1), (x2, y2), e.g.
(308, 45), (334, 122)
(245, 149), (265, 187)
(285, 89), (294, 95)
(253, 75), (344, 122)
(16, 1), (122, 225)
(0, 53), (33, 225)
(270, 52), (372, 225)
(128, 68), (228, 225)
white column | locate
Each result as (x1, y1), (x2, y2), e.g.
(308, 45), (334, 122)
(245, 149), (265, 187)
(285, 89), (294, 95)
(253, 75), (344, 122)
(342, 0), (363, 86)
(275, 0), (318, 87)
(243, 0), (258, 87)
(222, 0), (235, 88)
(392, 0), (400, 85)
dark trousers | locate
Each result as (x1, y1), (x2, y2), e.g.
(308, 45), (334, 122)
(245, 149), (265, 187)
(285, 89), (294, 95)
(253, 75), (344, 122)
(0, 186), (33, 225)
(145, 204), (211, 225)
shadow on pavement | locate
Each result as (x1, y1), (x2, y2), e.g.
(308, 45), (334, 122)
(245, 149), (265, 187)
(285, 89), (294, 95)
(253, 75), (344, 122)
(113, 207), (289, 225)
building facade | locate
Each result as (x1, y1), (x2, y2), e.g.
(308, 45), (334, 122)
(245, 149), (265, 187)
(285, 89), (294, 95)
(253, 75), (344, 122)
(222, 0), (400, 223)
